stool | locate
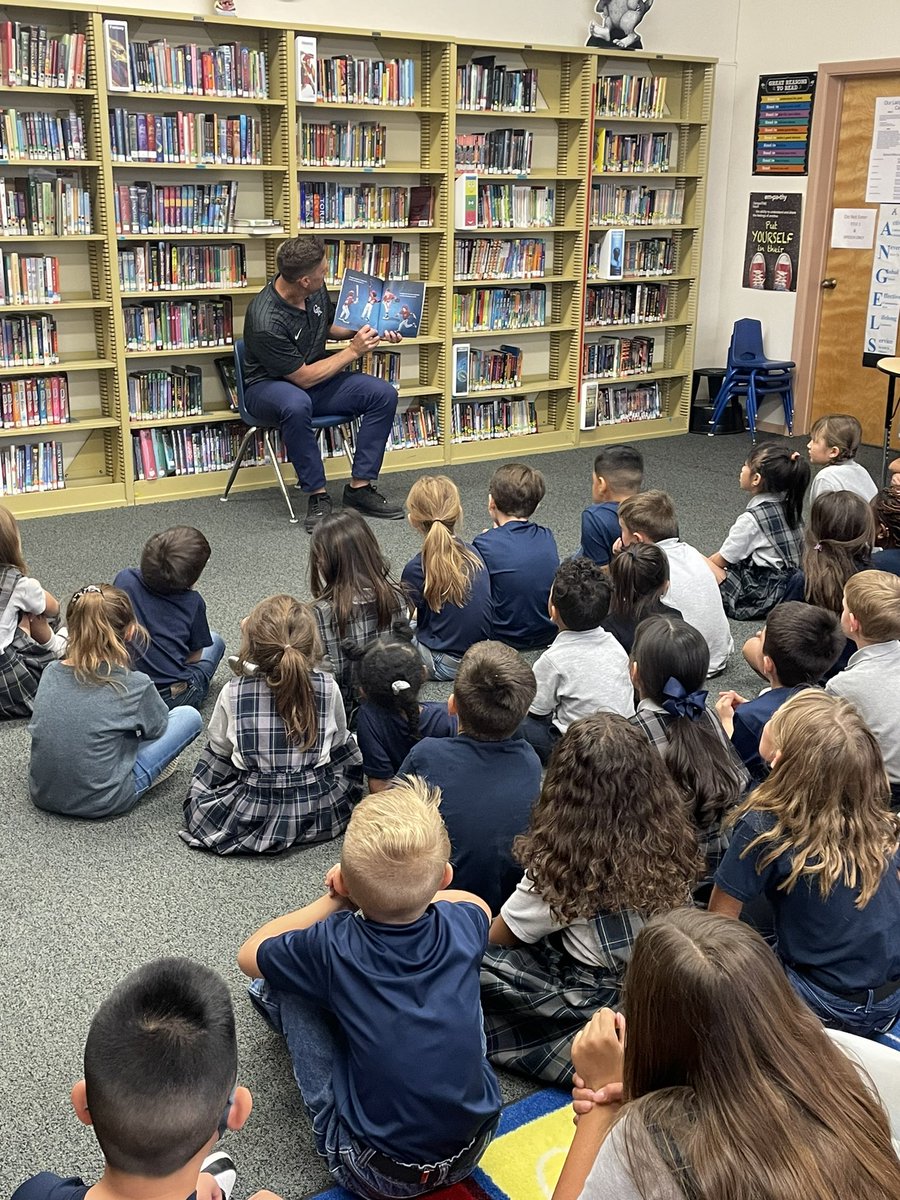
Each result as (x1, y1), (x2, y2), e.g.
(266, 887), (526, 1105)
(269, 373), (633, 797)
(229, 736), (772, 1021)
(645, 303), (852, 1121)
(690, 367), (744, 435)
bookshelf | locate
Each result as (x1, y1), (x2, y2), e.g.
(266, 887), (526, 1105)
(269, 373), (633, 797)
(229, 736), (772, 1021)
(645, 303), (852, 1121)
(0, 3), (714, 518)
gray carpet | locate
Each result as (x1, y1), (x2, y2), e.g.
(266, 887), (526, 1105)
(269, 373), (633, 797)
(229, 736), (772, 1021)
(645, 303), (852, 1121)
(0, 430), (884, 1197)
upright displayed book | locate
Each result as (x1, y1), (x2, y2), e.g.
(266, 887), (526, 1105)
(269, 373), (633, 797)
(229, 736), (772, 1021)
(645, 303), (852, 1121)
(334, 269), (424, 338)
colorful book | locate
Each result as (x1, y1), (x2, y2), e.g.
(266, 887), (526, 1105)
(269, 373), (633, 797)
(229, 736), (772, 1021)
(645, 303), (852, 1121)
(334, 268), (424, 338)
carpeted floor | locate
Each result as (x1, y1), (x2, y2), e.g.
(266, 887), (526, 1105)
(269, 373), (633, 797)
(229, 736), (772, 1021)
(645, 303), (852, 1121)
(0, 430), (884, 1197)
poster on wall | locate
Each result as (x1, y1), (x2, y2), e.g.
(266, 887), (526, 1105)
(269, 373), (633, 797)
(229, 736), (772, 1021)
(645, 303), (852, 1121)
(862, 203), (900, 368)
(743, 193), (802, 291)
(865, 98), (900, 204)
(753, 73), (817, 175)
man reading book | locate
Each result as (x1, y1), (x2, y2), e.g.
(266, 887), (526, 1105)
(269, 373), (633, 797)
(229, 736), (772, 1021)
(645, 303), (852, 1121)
(242, 235), (404, 531)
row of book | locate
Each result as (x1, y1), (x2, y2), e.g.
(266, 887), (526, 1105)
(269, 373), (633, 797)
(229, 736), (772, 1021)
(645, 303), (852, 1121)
(299, 121), (387, 168)
(0, 109), (85, 163)
(1, 373), (70, 428)
(454, 237), (546, 280)
(319, 405), (440, 457)
(476, 183), (556, 228)
(117, 243), (247, 293)
(455, 130), (533, 175)
(122, 36), (268, 99)
(0, 439), (65, 494)
(323, 238), (410, 283)
(590, 183), (685, 226)
(0, 314), (58, 367)
(585, 282), (669, 326)
(108, 110), (262, 166)
(596, 74), (668, 120)
(582, 335), (655, 379)
(312, 54), (416, 107)
(450, 398), (538, 441)
(123, 299), (233, 352)
(298, 182), (434, 229)
(587, 236), (675, 278)
(0, 253), (59, 305)
(113, 181), (239, 236)
(0, 172), (92, 236)
(347, 350), (401, 385)
(461, 344), (523, 391)
(579, 380), (662, 428)
(127, 365), (203, 421)
(455, 62), (540, 112)
(132, 422), (283, 480)
(453, 285), (546, 332)
(0, 23), (86, 89)
(593, 129), (673, 174)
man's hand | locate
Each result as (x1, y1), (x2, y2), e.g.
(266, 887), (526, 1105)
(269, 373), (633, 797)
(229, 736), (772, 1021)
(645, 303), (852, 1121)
(349, 325), (381, 357)
(571, 1009), (625, 1092)
(380, 329), (403, 344)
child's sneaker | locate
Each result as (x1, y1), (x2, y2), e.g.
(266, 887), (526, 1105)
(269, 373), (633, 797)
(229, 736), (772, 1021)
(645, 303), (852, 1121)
(201, 1151), (237, 1200)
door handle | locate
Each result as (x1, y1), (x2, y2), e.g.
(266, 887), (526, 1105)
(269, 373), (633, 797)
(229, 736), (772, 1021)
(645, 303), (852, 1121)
(821, 278), (837, 289)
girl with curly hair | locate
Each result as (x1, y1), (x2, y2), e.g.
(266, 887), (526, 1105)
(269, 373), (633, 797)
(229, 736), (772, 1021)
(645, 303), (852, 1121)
(711, 688), (900, 1037)
(480, 713), (700, 1085)
(872, 484), (900, 577)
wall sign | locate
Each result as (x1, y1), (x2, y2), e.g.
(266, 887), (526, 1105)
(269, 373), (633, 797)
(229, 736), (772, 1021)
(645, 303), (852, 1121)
(863, 203), (900, 367)
(743, 193), (802, 291)
(865, 98), (900, 204)
(753, 73), (817, 176)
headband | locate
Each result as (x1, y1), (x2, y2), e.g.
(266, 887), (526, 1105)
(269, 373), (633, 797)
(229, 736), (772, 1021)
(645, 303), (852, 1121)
(661, 676), (708, 722)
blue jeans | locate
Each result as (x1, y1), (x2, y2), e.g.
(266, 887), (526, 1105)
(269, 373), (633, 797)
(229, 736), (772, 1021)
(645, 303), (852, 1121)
(158, 632), (226, 711)
(247, 980), (498, 1199)
(785, 966), (900, 1038)
(244, 371), (398, 492)
(415, 641), (461, 682)
(518, 713), (562, 766)
(133, 705), (203, 798)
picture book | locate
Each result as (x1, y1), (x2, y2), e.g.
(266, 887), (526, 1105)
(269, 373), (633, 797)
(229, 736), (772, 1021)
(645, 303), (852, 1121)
(334, 268), (424, 338)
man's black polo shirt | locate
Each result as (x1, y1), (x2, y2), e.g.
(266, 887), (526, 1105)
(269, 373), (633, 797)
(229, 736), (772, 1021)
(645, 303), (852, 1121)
(242, 277), (336, 388)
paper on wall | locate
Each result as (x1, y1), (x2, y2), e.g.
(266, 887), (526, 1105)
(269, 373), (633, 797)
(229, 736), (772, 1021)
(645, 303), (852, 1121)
(865, 97), (900, 204)
(830, 208), (877, 249)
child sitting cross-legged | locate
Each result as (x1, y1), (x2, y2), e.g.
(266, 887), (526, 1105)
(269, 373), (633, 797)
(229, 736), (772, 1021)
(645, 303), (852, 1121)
(182, 594), (363, 854)
(711, 689), (900, 1037)
(577, 444), (644, 567)
(520, 557), (633, 766)
(29, 584), (202, 818)
(399, 640), (540, 914)
(11, 958), (278, 1200)
(481, 713), (699, 1085)
(718, 600), (844, 782)
(237, 781), (502, 1199)
(807, 412), (878, 505)
(356, 634), (456, 793)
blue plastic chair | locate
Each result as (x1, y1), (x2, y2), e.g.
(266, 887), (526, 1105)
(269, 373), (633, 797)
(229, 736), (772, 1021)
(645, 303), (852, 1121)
(708, 319), (795, 441)
(220, 338), (355, 524)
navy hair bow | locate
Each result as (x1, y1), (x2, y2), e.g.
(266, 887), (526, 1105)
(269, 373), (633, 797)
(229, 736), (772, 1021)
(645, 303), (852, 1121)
(661, 676), (708, 721)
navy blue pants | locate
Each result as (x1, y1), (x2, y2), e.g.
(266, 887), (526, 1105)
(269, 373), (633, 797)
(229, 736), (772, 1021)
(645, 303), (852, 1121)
(244, 371), (398, 493)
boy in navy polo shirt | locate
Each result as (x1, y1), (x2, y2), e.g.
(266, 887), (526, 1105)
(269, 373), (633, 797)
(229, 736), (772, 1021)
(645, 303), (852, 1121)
(715, 601), (843, 780)
(12, 957), (269, 1200)
(398, 641), (541, 913)
(238, 781), (501, 1199)
(577, 444), (643, 567)
(473, 462), (559, 649)
(115, 526), (224, 710)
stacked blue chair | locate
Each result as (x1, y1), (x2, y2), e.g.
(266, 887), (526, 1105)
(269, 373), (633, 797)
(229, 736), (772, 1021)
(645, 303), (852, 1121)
(220, 338), (355, 524)
(708, 319), (795, 441)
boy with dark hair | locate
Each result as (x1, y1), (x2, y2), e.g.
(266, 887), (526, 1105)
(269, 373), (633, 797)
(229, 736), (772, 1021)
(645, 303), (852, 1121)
(12, 957), (266, 1200)
(520, 558), (634, 764)
(399, 641), (541, 912)
(473, 462), (559, 649)
(716, 601), (843, 780)
(578, 443), (644, 566)
(238, 780), (501, 1198)
(115, 526), (225, 710)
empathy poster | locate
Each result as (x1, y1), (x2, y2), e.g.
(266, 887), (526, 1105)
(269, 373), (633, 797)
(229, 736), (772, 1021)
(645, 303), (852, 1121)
(743, 192), (802, 291)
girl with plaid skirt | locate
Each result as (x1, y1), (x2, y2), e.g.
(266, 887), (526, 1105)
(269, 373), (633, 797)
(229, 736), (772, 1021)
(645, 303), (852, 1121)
(479, 713), (700, 1086)
(182, 594), (364, 855)
(707, 442), (809, 621)
(0, 505), (67, 718)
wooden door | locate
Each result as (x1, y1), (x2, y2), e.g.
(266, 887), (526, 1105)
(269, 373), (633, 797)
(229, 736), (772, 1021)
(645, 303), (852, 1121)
(809, 74), (900, 443)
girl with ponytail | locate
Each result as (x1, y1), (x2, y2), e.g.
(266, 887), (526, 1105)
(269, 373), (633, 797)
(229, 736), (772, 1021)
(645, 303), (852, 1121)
(29, 584), (202, 818)
(603, 542), (682, 654)
(182, 594), (363, 855)
(402, 475), (492, 680)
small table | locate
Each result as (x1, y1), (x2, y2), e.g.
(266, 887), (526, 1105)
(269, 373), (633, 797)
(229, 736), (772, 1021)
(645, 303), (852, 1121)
(876, 356), (900, 486)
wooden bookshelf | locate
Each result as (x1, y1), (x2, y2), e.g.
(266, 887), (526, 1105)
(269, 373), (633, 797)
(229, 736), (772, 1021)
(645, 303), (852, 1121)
(0, 2), (714, 516)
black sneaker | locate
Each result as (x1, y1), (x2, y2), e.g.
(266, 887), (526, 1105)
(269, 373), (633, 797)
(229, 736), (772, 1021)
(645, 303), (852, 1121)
(304, 492), (333, 532)
(343, 482), (404, 519)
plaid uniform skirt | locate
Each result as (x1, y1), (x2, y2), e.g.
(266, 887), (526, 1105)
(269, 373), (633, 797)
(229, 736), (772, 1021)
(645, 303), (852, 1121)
(0, 630), (56, 719)
(718, 559), (794, 621)
(480, 938), (623, 1086)
(181, 736), (364, 855)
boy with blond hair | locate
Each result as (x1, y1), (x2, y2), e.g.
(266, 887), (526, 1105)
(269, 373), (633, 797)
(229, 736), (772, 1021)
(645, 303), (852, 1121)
(237, 780), (501, 1198)
(827, 570), (900, 807)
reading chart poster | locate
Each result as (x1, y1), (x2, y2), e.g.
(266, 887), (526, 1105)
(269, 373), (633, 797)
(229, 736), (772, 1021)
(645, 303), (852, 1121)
(753, 73), (817, 175)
